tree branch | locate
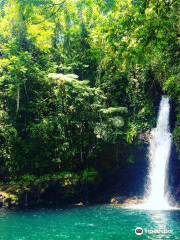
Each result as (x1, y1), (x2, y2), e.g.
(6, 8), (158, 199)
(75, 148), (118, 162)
(32, 0), (66, 25)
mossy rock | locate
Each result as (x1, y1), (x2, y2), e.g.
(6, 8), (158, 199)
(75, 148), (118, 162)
(0, 190), (19, 206)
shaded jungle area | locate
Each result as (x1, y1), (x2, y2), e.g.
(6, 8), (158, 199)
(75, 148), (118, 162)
(0, 0), (179, 205)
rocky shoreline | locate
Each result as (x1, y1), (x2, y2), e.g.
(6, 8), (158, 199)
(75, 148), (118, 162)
(1, 185), (180, 208)
(0, 181), (144, 207)
(0, 189), (145, 208)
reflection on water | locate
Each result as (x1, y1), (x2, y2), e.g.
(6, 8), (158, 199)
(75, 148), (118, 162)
(145, 211), (171, 239)
(0, 205), (180, 240)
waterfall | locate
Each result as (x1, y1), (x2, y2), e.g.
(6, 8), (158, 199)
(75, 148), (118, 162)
(2, 196), (5, 208)
(145, 96), (172, 209)
(130, 96), (173, 210)
(25, 192), (28, 206)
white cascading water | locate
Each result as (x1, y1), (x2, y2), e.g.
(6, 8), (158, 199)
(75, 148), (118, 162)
(146, 96), (172, 209)
(131, 96), (173, 210)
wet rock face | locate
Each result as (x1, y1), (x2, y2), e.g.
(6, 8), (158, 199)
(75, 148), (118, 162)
(110, 196), (145, 205)
(167, 140), (180, 206)
(110, 196), (127, 204)
(90, 140), (150, 204)
(166, 99), (180, 206)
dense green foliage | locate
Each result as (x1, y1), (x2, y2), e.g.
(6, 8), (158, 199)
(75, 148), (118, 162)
(0, 0), (179, 183)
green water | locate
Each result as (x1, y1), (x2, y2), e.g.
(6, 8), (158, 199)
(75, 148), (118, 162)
(0, 205), (180, 240)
